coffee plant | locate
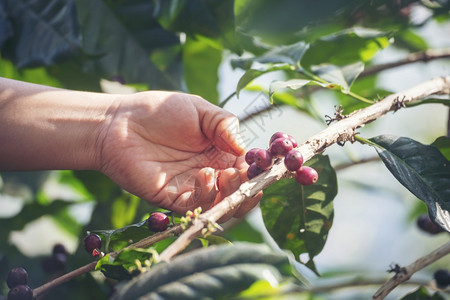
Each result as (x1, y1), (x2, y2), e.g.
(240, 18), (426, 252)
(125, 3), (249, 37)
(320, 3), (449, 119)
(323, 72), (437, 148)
(0, 1), (449, 299)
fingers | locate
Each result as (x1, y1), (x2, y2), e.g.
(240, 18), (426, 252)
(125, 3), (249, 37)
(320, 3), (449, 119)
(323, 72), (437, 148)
(214, 168), (242, 223)
(213, 117), (245, 157)
(195, 97), (245, 156)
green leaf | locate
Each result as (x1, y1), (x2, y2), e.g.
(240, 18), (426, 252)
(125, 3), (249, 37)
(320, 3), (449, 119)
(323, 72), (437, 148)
(2, 0), (81, 68)
(260, 155), (337, 275)
(311, 62), (365, 92)
(399, 286), (446, 300)
(157, 0), (240, 53)
(301, 27), (391, 70)
(111, 242), (302, 300)
(231, 41), (309, 70)
(236, 66), (291, 98)
(90, 220), (151, 252)
(369, 135), (450, 232)
(432, 137), (450, 160)
(111, 194), (141, 229)
(269, 79), (326, 103)
(183, 37), (222, 104)
(96, 248), (158, 280)
(75, 0), (178, 89)
(73, 170), (122, 203)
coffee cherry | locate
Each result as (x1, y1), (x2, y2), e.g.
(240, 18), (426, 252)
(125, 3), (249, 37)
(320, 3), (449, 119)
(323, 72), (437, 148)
(284, 150), (304, 171)
(7, 285), (32, 300)
(147, 212), (170, 232)
(295, 166), (319, 185)
(245, 148), (259, 165)
(247, 163), (264, 179)
(288, 135), (298, 148)
(84, 233), (102, 255)
(6, 267), (28, 289)
(254, 149), (273, 170)
(434, 269), (450, 289)
(417, 214), (444, 234)
(269, 138), (293, 157)
(52, 243), (67, 256)
(269, 132), (290, 146)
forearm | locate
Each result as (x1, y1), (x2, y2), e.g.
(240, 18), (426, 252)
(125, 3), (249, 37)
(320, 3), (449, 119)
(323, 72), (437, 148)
(0, 78), (115, 171)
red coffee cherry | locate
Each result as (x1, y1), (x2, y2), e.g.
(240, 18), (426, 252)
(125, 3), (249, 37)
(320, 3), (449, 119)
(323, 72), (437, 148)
(295, 166), (318, 185)
(269, 138), (293, 157)
(247, 163), (264, 179)
(245, 148), (259, 165)
(284, 150), (304, 171)
(288, 135), (298, 148)
(84, 233), (102, 255)
(254, 149), (273, 170)
(434, 269), (450, 289)
(269, 132), (290, 146)
(147, 212), (170, 232)
(7, 285), (32, 300)
(6, 268), (28, 289)
(417, 214), (444, 234)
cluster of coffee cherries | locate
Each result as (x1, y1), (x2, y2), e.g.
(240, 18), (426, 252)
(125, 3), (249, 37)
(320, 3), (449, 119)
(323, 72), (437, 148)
(6, 267), (32, 300)
(245, 132), (318, 185)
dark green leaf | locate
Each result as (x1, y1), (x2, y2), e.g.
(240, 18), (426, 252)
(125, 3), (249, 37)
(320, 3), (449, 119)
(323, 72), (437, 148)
(90, 220), (150, 252)
(0, 1), (13, 49)
(75, 0), (178, 89)
(157, 0), (240, 53)
(400, 286), (446, 300)
(432, 137), (450, 160)
(232, 41), (309, 70)
(183, 37), (221, 104)
(301, 27), (391, 70)
(2, 0), (81, 68)
(260, 155), (337, 275)
(96, 248), (158, 280)
(369, 135), (450, 232)
(111, 242), (302, 300)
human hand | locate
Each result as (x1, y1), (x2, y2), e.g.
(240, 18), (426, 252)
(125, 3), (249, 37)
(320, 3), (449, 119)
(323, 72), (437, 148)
(97, 91), (262, 220)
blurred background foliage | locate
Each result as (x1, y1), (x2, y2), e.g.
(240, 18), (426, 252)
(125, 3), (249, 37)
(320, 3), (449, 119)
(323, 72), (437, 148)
(0, 0), (449, 299)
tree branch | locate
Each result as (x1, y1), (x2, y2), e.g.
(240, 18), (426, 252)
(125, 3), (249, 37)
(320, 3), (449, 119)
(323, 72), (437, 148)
(238, 49), (450, 124)
(371, 241), (450, 300)
(334, 156), (380, 171)
(360, 48), (450, 79)
(159, 76), (450, 262)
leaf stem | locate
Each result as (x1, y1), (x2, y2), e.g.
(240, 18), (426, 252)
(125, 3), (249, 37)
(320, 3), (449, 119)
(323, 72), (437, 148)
(347, 91), (374, 104)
